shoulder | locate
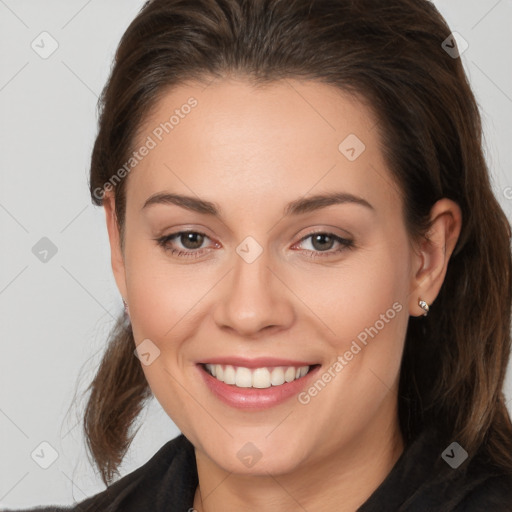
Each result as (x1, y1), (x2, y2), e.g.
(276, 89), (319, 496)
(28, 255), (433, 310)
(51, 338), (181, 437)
(432, 444), (512, 511)
(420, 431), (512, 511)
(3, 433), (198, 512)
(359, 426), (512, 511)
(452, 457), (512, 511)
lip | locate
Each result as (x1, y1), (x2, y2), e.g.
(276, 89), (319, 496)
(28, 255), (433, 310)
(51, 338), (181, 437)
(197, 362), (321, 410)
(197, 356), (316, 368)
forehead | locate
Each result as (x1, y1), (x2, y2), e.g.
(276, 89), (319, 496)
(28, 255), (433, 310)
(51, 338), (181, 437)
(126, 77), (399, 218)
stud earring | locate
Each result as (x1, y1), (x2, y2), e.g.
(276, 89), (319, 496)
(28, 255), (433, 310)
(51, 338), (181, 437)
(418, 299), (430, 317)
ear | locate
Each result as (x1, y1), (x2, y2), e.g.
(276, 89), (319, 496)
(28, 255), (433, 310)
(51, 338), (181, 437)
(408, 198), (462, 317)
(103, 191), (128, 301)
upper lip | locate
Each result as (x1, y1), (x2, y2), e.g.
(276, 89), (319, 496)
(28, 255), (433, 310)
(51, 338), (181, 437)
(198, 356), (317, 368)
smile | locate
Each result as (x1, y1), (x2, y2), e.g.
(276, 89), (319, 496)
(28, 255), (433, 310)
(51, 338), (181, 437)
(204, 363), (310, 388)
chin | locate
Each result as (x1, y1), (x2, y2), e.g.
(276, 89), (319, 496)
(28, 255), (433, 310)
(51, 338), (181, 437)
(196, 431), (312, 476)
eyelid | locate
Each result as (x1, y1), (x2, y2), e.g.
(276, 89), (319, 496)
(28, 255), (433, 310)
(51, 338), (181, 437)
(293, 224), (354, 240)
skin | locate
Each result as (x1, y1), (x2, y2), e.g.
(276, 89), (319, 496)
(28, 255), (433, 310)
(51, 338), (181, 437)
(103, 77), (462, 511)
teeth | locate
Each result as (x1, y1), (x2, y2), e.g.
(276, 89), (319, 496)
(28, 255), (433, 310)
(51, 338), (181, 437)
(235, 367), (252, 388)
(284, 366), (296, 382)
(223, 365), (236, 385)
(270, 367), (285, 386)
(204, 364), (310, 388)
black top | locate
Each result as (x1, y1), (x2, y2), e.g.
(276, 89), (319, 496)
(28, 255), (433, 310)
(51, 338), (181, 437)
(6, 427), (512, 512)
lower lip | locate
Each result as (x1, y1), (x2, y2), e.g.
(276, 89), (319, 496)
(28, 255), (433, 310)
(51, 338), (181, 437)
(198, 364), (320, 410)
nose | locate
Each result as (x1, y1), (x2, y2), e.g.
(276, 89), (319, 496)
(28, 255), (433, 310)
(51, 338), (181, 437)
(212, 248), (295, 338)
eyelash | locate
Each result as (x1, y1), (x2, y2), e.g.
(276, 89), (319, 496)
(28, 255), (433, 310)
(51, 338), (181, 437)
(155, 230), (355, 260)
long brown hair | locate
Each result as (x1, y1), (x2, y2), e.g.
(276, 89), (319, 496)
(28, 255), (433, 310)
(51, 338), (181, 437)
(85, 0), (512, 486)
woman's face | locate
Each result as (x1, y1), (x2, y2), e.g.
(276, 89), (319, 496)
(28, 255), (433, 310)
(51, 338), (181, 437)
(107, 77), (421, 475)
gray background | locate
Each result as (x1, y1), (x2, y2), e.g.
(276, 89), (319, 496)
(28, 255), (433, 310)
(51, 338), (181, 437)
(1, 0), (511, 508)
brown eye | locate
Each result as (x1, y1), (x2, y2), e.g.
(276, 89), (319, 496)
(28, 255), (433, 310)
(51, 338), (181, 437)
(310, 233), (336, 251)
(294, 231), (354, 260)
(180, 232), (205, 249)
(155, 230), (214, 259)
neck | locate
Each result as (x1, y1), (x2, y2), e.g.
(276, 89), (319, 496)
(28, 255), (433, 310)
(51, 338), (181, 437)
(192, 401), (404, 512)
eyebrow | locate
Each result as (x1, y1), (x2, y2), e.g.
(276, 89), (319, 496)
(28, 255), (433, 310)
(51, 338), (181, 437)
(141, 191), (374, 216)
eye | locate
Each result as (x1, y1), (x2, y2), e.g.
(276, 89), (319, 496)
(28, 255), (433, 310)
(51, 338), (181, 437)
(155, 231), (217, 259)
(293, 232), (354, 259)
(155, 230), (354, 260)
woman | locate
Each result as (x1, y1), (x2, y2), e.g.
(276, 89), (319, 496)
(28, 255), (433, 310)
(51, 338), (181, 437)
(12, 0), (512, 510)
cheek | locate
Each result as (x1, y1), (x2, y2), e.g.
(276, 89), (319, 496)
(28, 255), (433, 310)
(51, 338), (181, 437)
(291, 246), (410, 430)
(339, 249), (410, 400)
(291, 242), (410, 347)
(122, 233), (212, 341)
(291, 236), (412, 416)
(122, 239), (212, 430)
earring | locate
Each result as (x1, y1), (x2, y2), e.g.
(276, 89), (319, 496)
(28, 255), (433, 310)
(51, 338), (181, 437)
(122, 298), (129, 314)
(418, 299), (430, 317)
